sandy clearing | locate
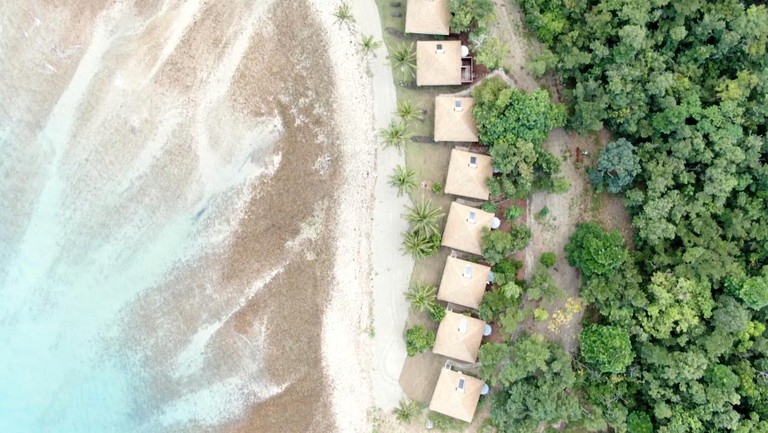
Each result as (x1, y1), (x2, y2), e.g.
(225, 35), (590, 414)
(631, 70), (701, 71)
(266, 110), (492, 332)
(313, 0), (414, 430)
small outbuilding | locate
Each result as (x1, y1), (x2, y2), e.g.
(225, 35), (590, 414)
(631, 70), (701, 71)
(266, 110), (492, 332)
(416, 40), (462, 86)
(441, 202), (494, 256)
(434, 96), (479, 142)
(437, 256), (491, 310)
(444, 148), (491, 200)
(429, 367), (485, 423)
(405, 0), (451, 36)
(432, 311), (486, 363)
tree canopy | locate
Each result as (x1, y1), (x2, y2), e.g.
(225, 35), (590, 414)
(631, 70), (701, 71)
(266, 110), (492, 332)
(580, 325), (634, 374)
(515, 0), (768, 430)
(589, 138), (642, 194)
(449, 0), (495, 34)
(472, 77), (566, 147)
(565, 222), (627, 279)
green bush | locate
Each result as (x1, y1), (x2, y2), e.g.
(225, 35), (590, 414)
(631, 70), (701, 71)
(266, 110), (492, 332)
(431, 182), (443, 195)
(428, 304), (447, 322)
(405, 325), (435, 356)
(504, 205), (523, 222)
(478, 284), (522, 322)
(534, 206), (550, 222)
(481, 202), (498, 214)
(534, 308), (549, 322)
(481, 226), (531, 265)
(540, 252), (556, 268)
(527, 266), (566, 302)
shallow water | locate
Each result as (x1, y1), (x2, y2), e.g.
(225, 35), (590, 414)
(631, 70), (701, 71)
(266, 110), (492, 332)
(0, 1), (339, 432)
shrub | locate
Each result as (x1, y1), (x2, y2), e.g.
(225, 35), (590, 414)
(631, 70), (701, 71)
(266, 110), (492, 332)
(428, 304), (447, 322)
(473, 34), (509, 70)
(534, 206), (550, 222)
(534, 308), (549, 322)
(481, 226), (531, 265)
(579, 325), (634, 373)
(540, 252), (556, 268)
(405, 325), (435, 356)
(481, 201), (498, 214)
(431, 182), (443, 195)
(527, 266), (566, 302)
(492, 258), (523, 280)
(504, 205), (523, 222)
(478, 283), (522, 322)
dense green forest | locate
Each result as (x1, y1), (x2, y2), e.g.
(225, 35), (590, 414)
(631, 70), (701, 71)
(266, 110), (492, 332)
(484, 0), (768, 432)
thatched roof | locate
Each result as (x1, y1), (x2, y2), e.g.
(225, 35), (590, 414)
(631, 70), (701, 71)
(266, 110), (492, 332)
(432, 311), (486, 363)
(429, 367), (484, 423)
(405, 0), (450, 35)
(416, 41), (462, 86)
(441, 202), (494, 256)
(434, 97), (479, 142)
(444, 148), (491, 200)
(437, 256), (491, 310)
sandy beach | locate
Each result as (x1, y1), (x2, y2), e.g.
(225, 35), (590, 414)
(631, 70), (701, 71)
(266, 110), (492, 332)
(0, 0), (403, 432)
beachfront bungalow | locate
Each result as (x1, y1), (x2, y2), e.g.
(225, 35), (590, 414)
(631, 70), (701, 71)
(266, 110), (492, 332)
(416, 41), (467, 86)
(441, 202), (494, 256)
(433, 311), (486, 362)
(429, 367), (485, 423)
(405, 0), (450, 35)
(434, 96), (479, 143)
(444, 148), (491, 200)
(437, 256), (491, 310)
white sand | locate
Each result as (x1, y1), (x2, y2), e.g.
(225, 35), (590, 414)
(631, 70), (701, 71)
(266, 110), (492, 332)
(314, 0), (413, 431)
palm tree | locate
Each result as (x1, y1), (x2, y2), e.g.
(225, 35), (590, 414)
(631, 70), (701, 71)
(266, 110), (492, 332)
(396, 99), (421, 124)
(388, 165), (417, 197)
(405, 281), (437, 313)
(401, 230), (440, 259)
(404, 199), (444, 236)
(388, 42), (416, 80)
(360, 34), (381, 57)
(378, 120), (413, 152)
(333, 3), (355, 28)
(393, 398), (421, 423)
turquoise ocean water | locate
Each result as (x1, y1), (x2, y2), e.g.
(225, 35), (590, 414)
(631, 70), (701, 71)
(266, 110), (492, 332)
(0, 3), (291, 430)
